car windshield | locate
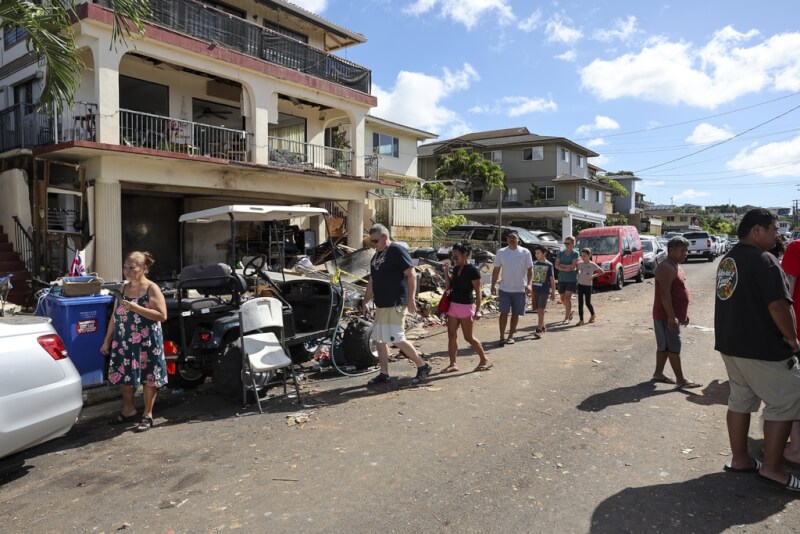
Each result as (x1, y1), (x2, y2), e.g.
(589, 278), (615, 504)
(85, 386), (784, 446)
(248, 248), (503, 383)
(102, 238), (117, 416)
(683, 232), (708, 239)
(641, 240), (654, 252)
(576, 236), (619, 255)
(534, 232), (559, 243)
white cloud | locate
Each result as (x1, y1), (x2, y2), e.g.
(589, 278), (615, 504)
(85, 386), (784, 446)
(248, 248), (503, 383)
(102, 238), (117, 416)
(674, 188), (711, 201)
(288, 0), (327, 12)
(727, 136), (800, 177)
(593, 15), (638, 42)
(469, 96), (557, 117)
(555, 50), (577, 62)
(685, 123), (734, 145)
(590, 154), (610, 167)
(403, 0), (514, 29)
(575, 115), (620, 135)
(545, 14), (582, 45)
(580, 26), (800, 108)
(518, 9), (542, 32)
(586, 138), (606, 147)
(372, 64), (479, 138)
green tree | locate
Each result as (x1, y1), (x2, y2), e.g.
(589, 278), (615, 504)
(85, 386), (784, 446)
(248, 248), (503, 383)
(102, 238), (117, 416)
(0, 1), (149, 107)
(606, 179), (629, 199)
(605, 214), (629, 226)
(434, 148), (505, 196)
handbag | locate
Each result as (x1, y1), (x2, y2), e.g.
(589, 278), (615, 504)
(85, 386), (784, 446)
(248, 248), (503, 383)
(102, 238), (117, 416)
(437, 290), (451, 314)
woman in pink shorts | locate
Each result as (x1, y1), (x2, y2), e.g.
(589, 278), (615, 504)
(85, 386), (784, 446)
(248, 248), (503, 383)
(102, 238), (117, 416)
(442, 242), (491, 372)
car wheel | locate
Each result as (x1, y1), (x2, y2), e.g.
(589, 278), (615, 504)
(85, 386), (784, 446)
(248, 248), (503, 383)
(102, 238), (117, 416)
(614, 268), (624, 290)
(708, 254), (714, 262)
(166, 362), (206, 389)
(634, 263), (644, 283)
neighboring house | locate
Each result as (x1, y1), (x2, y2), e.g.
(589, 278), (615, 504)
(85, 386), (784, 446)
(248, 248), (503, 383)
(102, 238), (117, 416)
(417, 127), (608, 236)
(0, 0), (386, 283)
(364, 115), (438, 246)
(644, 208), (702, 233)
(608, 174), (641, 215)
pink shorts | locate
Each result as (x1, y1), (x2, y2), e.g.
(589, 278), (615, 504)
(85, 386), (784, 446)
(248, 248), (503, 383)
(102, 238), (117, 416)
(448, 302), (475, 319)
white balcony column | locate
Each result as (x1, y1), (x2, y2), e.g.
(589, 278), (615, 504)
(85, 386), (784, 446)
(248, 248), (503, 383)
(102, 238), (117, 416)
(90, 40), (124, 145)
(347, 199), (365, 249)
(562, 214), (574, 237)
(350, 111), (367, 177)
(249, 84), (278, 165)
(94, 180), (123, 281)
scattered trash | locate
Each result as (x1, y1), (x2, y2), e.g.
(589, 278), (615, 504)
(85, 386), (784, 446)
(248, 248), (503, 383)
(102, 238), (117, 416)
(591, 359), (602, 364)
(688, 325), (715, 333)
(286, 411), (313, 427)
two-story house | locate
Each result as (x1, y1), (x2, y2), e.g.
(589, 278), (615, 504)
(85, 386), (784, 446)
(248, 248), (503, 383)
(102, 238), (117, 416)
(0, 0), (386, 285)
(644, 206), (702, 233)
(417, 127), (608, 237)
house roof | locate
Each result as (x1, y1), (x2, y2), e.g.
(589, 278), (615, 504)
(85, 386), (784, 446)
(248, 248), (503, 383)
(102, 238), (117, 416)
(256, 0), (367, 50)
(552, 174), (615, 191)
(417, 127), (599, 157)
(366, 115), (438, 141)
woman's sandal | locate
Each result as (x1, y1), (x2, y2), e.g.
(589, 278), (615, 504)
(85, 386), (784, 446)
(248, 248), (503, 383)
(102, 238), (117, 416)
(109, 412), (138, 425)
(135, 415), (154, 433)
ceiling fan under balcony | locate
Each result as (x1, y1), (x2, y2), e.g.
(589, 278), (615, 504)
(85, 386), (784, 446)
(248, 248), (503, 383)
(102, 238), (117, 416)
(195, 107), (233, 120)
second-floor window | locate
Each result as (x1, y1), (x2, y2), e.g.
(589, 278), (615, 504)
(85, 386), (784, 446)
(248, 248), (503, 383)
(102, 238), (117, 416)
(483, 150), (502, 165)
(561, 147), (570, 162)
(542, 186), (555, 200)
(680, 216), (688, 222)
(576, 154), (584, 167)
(4, 25), (27, 49)
(263, 21), (308, 43)
(505, 187), (517, 202)
(595, 190), (603, 203)
(581, 187), (588, 200)
(373, 133), (399, 158)
(667, 216), (675, 222)
(523, 146), (544, 161)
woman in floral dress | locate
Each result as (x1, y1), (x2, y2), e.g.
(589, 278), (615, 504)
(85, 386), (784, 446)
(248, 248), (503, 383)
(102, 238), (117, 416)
(100, 251), (168, 432)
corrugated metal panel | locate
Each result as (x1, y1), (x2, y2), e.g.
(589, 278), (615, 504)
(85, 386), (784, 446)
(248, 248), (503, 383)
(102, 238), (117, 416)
(391, 197), (431, 227)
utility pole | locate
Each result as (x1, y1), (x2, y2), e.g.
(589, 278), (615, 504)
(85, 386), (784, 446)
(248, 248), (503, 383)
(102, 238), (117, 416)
(794, 198), (799, 230)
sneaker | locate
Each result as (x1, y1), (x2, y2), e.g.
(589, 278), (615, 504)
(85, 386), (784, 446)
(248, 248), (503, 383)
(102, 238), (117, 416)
(535, 327), (543, 334)
(367, 373), (391, 386)
(410, 363), (431, 385)
(505, 337), (515, 345)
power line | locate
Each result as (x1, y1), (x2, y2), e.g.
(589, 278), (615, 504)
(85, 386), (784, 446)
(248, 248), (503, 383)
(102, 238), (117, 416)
(633, 103), (800, 173)
(572, 90), (800, 142)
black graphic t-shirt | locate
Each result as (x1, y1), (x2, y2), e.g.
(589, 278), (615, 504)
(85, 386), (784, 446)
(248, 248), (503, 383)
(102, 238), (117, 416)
(449, 263), (481, 304)
(370, 243), (414, 308)
(714, 243), (792, 361)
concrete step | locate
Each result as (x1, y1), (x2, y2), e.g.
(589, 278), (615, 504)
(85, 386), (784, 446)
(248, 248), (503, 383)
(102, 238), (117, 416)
(0, 251), (20, 262)
(0, 260), (25, 272)
(0, 242), (12, 252)
(0, 233), (7, 244)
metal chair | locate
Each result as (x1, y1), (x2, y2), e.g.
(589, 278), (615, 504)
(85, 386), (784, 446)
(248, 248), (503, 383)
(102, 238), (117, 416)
(237, 296), (300, 412)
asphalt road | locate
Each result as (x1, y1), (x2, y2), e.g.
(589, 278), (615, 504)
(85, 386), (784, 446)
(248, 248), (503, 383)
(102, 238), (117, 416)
(2, 257), (799, 533)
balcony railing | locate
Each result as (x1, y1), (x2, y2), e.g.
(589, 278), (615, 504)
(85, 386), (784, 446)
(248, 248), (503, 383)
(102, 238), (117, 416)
(268, 137), (352, 175)
(120, 109), (251, 161)
(93, 0), (371, 93)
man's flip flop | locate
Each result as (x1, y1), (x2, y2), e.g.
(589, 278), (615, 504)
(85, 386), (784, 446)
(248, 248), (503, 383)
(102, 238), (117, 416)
(651, 376), (676, 384)
(474, 363), (493, 372)
(758, 473), (800, 493)
(724, 458), (762, 473)
(440, 366), (459, 374)
(109, 412), (138, 425)
(676, 381), (703, 389)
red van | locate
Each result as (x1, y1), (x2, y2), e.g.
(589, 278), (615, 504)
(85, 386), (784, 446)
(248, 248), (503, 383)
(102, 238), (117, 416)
(575, 226), (644, 290)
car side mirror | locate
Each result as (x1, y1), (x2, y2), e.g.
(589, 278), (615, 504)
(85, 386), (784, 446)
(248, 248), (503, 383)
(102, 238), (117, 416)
(623, 248), (632, 255)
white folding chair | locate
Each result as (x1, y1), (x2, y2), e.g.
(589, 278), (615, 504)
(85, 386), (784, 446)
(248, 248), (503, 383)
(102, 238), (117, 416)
(237, 297), (301, 412)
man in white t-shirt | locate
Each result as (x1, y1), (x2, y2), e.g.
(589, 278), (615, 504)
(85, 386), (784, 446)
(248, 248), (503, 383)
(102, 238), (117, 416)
(490, 232), (533, 345)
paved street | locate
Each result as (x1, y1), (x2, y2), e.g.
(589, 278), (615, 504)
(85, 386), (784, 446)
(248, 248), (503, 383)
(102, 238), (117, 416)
(2, 258), (799, 533)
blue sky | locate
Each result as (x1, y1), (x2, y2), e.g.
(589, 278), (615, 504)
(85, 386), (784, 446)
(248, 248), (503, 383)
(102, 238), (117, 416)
(293, 0), (800, 209)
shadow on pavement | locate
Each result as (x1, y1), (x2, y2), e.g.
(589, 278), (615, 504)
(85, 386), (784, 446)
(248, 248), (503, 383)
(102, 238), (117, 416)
(683, 379), (730, 406)
(590, 472), (795, 533)
(577, 380), (677, 412)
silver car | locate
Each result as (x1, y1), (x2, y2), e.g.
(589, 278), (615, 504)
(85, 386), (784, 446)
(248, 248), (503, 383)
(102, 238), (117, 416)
(641, 236), (667, 277)
(0, 316), (83, 459)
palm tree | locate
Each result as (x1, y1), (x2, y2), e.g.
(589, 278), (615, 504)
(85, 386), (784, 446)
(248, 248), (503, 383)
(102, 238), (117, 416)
(0, 0), (149, 107)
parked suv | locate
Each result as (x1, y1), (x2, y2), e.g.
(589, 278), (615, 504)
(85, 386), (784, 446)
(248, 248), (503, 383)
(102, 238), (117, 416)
(437, 225), (561, 262)
(683, 231), (715, 262)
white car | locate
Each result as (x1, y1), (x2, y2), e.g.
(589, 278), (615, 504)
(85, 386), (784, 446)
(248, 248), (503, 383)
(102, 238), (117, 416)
(0, 316), (83, 459)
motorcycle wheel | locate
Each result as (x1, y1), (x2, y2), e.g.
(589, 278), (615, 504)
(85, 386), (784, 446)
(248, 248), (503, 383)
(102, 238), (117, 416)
(334, 319), (378, 369)
(213, 340), (270, 401)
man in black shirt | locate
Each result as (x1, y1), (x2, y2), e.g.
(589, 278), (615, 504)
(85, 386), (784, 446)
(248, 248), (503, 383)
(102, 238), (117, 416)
(715, 208), (800, 492)
(362, 224), (431, 386)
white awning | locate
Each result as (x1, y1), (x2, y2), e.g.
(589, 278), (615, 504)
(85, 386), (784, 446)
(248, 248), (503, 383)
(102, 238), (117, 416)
(453, 205), (607, 224)
(179, 204), (329, 223)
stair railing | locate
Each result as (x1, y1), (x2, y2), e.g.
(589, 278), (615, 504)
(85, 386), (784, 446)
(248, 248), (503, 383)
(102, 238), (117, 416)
(12, 216), (36, 275)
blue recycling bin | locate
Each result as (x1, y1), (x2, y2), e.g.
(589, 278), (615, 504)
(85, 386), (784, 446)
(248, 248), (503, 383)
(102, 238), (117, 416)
(37, 293), (114, 387)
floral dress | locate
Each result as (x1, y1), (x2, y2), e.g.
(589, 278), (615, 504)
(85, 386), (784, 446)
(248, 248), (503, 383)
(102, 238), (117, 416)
(108, 284), (167, 388)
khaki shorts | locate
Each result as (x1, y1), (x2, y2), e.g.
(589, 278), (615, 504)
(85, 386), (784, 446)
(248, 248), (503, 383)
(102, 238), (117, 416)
(721, 353), (800, 421)
(372, 306), (407, 344)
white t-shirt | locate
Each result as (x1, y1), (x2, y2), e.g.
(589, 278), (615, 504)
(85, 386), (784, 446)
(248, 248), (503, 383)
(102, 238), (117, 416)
(495, 246), (533, 293)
